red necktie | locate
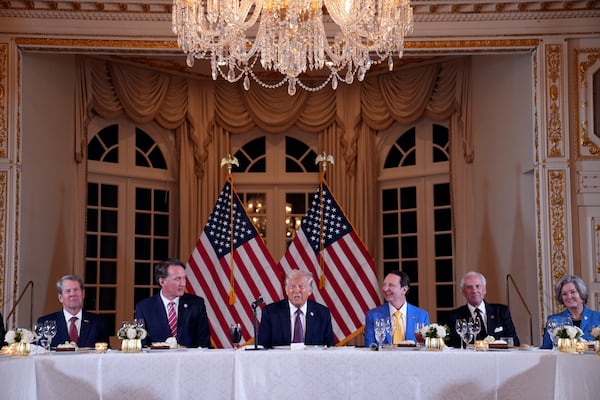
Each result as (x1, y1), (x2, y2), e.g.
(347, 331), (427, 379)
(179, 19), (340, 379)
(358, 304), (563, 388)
(168, 302), (178, 337)
(69, 316), (79, 344)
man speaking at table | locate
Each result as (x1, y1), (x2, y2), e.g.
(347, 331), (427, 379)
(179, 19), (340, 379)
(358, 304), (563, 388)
(258, 270), (335, 348)
(446, 271), (520, 347)
(135, 259), (211, 348)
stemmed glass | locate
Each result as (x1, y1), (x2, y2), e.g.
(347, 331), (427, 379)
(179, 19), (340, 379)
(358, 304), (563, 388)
(43, 320), (57, 352)
(462, 321), (474, 349)
(374, 318), (386, 350)
(33, 322), (44, 352)
(230, 323), (242, 349)
(414, 322), (426, 346)
(546, 319), (560, 350)
(134, 318), (145, 330)
(455, 319), (467, 350)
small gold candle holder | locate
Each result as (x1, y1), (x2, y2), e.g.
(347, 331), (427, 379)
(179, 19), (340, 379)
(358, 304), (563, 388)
(475, 340), (488, 351)
(95, 342), (108, 353)
(575, 341), (586, 354)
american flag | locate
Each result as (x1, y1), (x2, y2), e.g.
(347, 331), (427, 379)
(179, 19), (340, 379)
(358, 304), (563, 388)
(279, 180), (381, 344)
(186, 178), (282, 348)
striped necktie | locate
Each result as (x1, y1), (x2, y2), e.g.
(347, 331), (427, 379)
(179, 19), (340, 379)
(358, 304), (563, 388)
(168, 301), (178, 337)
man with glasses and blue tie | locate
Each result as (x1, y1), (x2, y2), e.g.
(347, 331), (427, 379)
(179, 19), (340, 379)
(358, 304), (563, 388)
(258, 269), (334, 348)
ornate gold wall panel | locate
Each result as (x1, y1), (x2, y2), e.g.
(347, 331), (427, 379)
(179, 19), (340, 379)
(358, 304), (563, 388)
(0, 43), (6, 159)
(546, 44), (565, 158)
(576, 48), (600, 158)
(0, 172), (6, 308)
(548, 169), (568, 313)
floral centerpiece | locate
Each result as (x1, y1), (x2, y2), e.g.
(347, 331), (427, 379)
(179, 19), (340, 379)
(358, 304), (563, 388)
(4, 328), (36, 356)
(553, 325), (582, 353)
(591, 326), (600, 341)
(419, 323), (448, 351)
(117, 321), (147, 353)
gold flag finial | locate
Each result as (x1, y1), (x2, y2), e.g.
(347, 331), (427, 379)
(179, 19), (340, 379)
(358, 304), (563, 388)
(220, 154), (239, 175)
(315, 153), (334, 172)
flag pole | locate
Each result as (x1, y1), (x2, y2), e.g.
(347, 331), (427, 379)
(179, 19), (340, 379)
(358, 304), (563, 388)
(221, 154), (239, 305)
(315, 153), (334, 289)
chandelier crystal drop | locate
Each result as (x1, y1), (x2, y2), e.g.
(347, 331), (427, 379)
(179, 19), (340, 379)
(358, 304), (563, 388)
(172, 0), (413, 95)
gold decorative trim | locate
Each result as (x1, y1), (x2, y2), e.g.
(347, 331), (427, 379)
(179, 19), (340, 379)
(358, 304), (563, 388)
(549, 170), (568, 314)
(577, 48), (600, 158)
(0, 172), (6, 308)
(546, 44), (564, 158)
(0, 43), (7, 159)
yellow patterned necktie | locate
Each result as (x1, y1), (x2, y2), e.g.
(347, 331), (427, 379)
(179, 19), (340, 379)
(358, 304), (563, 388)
(393, 311), (404, 344)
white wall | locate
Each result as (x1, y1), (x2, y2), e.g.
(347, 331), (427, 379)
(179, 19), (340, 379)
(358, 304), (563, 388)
(470, 54), (539, 344)
(18, 53), (79, 328)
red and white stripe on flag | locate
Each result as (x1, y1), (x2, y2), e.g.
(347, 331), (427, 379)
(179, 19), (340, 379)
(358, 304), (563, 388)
(279, 180), (381, 344)
(185, 178), (283, 348)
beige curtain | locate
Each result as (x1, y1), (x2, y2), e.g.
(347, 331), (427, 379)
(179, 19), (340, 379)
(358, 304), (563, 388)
(77, 56), (472, 269)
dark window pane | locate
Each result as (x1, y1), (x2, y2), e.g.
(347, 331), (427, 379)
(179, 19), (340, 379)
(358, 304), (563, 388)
(382, 214), (398, 235)
(100, 235), (117, 258)
(248, 157), (266, 173)
(136, 128), (153, 153)
(434, 209), (452, 231)
(406, 286), (419, 306)
(286, 193), (307, 214)
(233, 151), (250, 172)
(86, 235), (98, 258)
(401, 235), (418, 258)
(101, 185), (118, 208)
(148, 147), (167, 169)
(87, 209), (98, 232)
(154, 190), (169, 212)
(434, 183), (450, 206)
(101, 210), (118, 233)
(85, 261), (97, 284)
(135, 262), (152, 285)
(286, 136), (308, 162)
(400, 187), (416, 209)
(100, 261), (117, 284)
(154, 239), (169, 260)
(435, 234), (453, 257)
(102, 314), (116, 339)
(99, 287), (116, 310)
(84, 287), (97, 309)
(88, 137), (105, 161)
(286, 157), (303, 172)
(383, 261), (400, 276)
(384, 146), (402, 169)
(301, 153), (318, 172)
(401, 149), (416, 167)
(400, 211), (417, 234)
(154, 214), (169, 236)
(135, 288), (151, 306)
(136, 213), (152, 235)
(432, 124), (449, 163)
(381, 189), (398, 212)
(397, 128), (415, 152)
(436, 284), (454, 308)
(99, 124), (119, 148)
(402, 260), (418, 282)
(135, 238), (151, 260)
(88, 183), (98, 206)
(242, 137), (265, 159)
(437, 310), (452, 326)
(136, 188), (152, 210)
(104, 148), (118, 163)
(433, 148), (447, 163)
(383, 237), (399, 259)
(135, 150), (150, 167)
(435, 259), (454, 282)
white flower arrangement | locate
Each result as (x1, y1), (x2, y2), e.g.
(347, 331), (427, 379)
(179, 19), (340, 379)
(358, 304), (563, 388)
(117, 322), (147, 340)
(420, 323), (448, 340)
(553, 325), (583, 340)
(5, 328), (36, 344)
(591, 326), (600, 341)
(165, 337), (178, 349)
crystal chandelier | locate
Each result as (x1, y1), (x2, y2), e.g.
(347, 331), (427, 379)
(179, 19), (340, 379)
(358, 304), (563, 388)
(172, 0), (414, 95)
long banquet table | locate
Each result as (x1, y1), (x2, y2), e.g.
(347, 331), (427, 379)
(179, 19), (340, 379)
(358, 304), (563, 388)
(1, 346), (598, 400)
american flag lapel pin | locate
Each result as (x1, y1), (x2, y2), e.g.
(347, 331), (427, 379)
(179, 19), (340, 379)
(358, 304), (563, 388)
(184, 304), (188, 308)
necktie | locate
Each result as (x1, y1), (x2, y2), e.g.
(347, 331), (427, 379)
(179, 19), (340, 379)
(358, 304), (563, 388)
(168, 301), (178, 337)
(292, 309), (304, 343)
(475, 308), (487, 339)
(393, 311), (404, 344)
(69, 316), (79, 344)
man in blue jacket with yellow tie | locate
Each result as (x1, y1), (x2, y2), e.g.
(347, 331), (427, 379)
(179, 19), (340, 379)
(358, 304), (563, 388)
(364, 270), (430, 346)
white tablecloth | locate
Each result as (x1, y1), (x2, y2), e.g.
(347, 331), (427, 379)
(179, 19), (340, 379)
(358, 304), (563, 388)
(1, 348), (598, 399)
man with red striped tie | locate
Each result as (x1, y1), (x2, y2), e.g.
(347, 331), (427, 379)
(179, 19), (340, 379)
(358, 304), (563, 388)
(135, 259), (210, 348)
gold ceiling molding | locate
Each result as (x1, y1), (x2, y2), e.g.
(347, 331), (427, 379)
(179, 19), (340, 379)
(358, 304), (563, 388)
(0, 0), (598, 21)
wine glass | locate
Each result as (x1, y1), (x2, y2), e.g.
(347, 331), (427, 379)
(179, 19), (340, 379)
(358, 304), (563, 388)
(546, 319), (560, 350)
(134, 318), (145, 330)
(374, 318), (386, 350)
(462, 321), (474, 349)
(471, 317), (481, 344)
(230, 323), (242, 349)
(33, 322), (44, 349)
(414, 322), (426, 346)
(455, 319), (466, 350)
(44, 320), (57, 352)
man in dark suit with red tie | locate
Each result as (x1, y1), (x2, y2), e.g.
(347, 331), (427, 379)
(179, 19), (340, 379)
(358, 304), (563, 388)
(258, 269), (335, 348)
(135, 259), (211, 348)
(37, 275), (110, 348)
(446, 271), (520, 348)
